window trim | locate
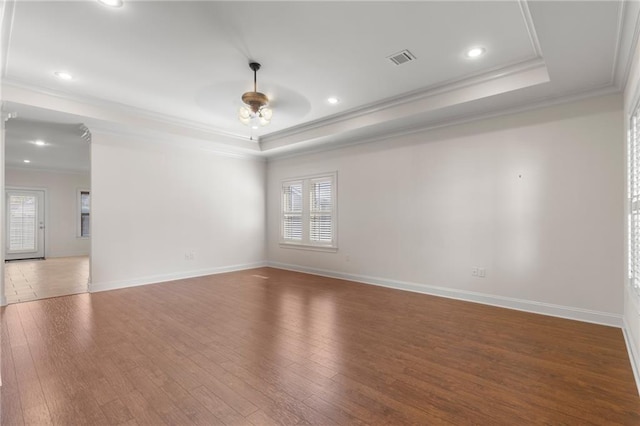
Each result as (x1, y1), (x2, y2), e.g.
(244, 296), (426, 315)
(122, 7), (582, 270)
(280, 172), (337, 251)
(77, 188), (90, 239)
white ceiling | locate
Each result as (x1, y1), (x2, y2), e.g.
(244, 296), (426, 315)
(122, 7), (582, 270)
(5, 119), (90, 173)
(1, 0), (638, 161)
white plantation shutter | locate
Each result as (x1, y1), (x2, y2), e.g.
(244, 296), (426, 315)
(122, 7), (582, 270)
(281, 173), (337, 248)
(283, 181), (303, 241)
(310, 177), (333, 243)
(630, 104), (640, 292)
(8, 194), (37, 251)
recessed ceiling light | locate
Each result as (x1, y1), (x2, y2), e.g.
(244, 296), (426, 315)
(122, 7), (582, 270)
(23, 159), (31, 163)
(34, 140), (46, 146)
(466, 47), (486, 59)
(98, 0), (123, 7)
(54, 71), (73, 80)
(327, 97), (339, 105)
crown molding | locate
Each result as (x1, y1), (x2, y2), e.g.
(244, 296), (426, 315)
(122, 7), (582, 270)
(267, 84), (621, 161)
(1, 0), (16, 78)
(518, 0), (543, 58)
(78, 124), (91, 143)
(3, 55), (549, 159)
(88, 120), (266, 162)
(612, 0), (626, 86)
(260, 57), (549, 153)
(260, 57), (547, 149)
(615, 0), (640, 90)
(1, 78), (255, 146)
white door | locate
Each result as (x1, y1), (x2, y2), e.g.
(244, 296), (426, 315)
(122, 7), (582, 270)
(5, 189), (45, 260)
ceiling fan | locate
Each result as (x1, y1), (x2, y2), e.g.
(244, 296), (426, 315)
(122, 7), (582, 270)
(238, 62), (272, 129)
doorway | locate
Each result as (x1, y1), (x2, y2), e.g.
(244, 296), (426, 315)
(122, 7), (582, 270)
(3, 118), (91, 303)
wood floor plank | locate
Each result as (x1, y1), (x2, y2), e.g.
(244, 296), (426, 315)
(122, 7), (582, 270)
(21, 404), (53, 426)
(160, 380), (225, 426)
(245, 408), (282, 426)
(96, 355), (137, 396)
(217, 369), (304, 424)
(100, 397), (134, 425)
(2, 267), (639, 425)
(302, 394), (368, 426)
(330, 372), (456, 425)
(9, 344), (52, 423)
(1, 309), (25, 426)
(217, 362), (312, 424)
(187, 352), (259, 417)
(189, 385), (247, 426)
(126, 366), (196, 425)
(119, 389), (169, 426)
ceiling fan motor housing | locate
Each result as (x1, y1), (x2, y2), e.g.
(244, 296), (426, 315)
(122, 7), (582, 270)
(242, 91), (269, 113)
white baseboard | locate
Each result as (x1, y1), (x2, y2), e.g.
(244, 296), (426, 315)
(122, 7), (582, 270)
(267, 261), (623, 328)
(622, 318), (640, 396)
(47, 251), (90, 259)
(90, 261), (267, 293)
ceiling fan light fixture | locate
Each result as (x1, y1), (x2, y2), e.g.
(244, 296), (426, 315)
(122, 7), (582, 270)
(239, 62), (272, 128)
(259, 107), (273, 122)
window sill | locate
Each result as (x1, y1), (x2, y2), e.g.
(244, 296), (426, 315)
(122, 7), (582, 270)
(279, 243), (338, 253)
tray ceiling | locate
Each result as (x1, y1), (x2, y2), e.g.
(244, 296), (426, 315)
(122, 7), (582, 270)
(1, 0), (637, 158)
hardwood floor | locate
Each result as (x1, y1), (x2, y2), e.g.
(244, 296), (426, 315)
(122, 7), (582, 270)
(4, 256), (89, 304)
(1, 267), (639, 425)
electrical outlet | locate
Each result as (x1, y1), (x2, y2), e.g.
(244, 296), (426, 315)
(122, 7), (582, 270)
(472, 267), (479, 277)
(478, 268), (486, 278)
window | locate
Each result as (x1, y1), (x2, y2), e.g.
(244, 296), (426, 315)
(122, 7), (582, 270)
(629, 101), (640, 293)
(281, 173), (336, 249)
(78, 189), (90, 238)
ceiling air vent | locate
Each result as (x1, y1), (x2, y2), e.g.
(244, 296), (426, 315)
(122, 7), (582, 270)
(387, 49), (416, 66)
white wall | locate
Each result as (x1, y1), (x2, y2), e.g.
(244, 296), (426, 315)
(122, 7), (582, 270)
(267, 94), (624, 325)
(5, 168), (90, 258)
(90, 130), (266, 292)
(624, 24), (640, 393)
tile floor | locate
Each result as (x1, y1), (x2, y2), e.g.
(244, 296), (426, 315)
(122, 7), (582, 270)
(4, 256), (89, 303)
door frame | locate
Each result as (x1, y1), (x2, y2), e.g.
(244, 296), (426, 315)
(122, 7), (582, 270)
(5, 186), (49, 260)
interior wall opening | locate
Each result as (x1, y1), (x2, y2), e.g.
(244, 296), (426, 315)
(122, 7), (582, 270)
(3, 117), (91, 303)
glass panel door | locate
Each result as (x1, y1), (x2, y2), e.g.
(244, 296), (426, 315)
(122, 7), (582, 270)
(5, 189), (45, 260)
